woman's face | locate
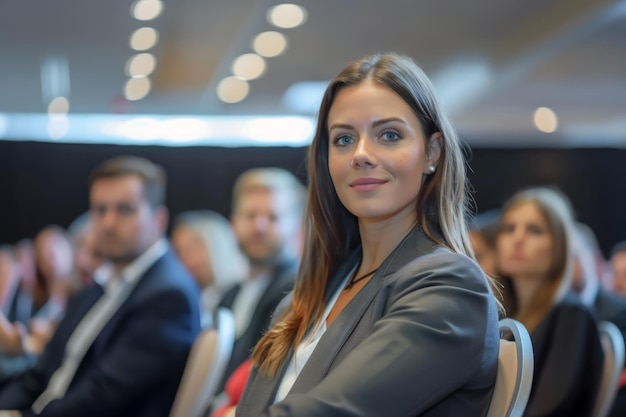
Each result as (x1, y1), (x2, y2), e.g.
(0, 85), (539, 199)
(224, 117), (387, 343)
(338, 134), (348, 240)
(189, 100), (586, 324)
(172, 226), (213, 287)
(496, 202), (554, 280)
(327, 80), (437, 224)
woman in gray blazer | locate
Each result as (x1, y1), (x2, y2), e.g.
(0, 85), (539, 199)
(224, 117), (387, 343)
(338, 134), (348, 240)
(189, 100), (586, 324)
(235, 52), (500, 417)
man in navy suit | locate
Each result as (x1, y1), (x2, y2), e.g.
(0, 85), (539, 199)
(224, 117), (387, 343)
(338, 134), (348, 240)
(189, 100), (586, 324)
(0, 156), (201, 417)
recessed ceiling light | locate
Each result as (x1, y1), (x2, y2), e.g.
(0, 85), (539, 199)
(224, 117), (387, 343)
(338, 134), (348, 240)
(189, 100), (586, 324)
(232, 53), (267, 80)
(124, 77), (152, 101)
(253, 31), (288, 57)
(125, 53), (157, 77)
(131, 0), (163, 21)
(130, 27), (159, 51)
(217, 76), (250, 103)
(48, 96), (70, 115)
(533, 107), (558, 133)
(267, 4), (308, 29)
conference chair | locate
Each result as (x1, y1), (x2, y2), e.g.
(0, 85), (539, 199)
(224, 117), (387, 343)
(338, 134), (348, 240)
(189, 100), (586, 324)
(486, 318), (534, 417)
(169, 308), (236, 417)
(592, 321), (626, 417)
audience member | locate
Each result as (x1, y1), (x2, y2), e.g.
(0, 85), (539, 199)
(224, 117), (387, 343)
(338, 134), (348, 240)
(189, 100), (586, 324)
(495, 187), (603, 417)
(235, 52), (499, 417)
(172, 210), (247, 328)
(0, 227), (73, 383)
(0, 155), (201, 417)
(216, 167), (305, 393)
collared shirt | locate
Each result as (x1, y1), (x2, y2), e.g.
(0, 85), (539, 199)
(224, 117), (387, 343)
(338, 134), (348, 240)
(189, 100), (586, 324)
(31, 239), (168, 414)
(274, 266), (354, 403)
(231, 273), (271, 339)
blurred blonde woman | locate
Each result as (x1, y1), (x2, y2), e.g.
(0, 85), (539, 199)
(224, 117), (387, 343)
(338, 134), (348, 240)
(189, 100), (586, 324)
(496, 187), (603, 417)
(172, 210), (247, 327)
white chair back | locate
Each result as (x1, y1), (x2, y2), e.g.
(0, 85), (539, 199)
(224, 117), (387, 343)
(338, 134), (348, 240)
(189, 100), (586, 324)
(169, 307), (235, 417)
(486, 318), (534, 417)
(593, 320), (626, 417)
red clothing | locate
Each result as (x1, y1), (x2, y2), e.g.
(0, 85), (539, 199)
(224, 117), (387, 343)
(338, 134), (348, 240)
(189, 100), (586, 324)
(212, 359), (252, 417)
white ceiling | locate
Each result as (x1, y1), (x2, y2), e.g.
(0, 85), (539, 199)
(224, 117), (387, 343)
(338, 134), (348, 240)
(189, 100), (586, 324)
(0, 0), (625, 146)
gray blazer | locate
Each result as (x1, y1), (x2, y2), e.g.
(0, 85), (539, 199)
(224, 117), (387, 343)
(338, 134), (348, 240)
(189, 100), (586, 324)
(236, 226), (500, 417)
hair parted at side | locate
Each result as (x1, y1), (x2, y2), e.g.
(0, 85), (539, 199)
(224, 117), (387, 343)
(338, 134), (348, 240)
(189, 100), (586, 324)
(89, 155), (166, 208)
(252, 52), (485, 376)
(496, 186), (575, 333)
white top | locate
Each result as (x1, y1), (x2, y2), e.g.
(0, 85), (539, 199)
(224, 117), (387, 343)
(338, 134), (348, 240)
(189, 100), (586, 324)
(231, 273), (271, 339)
(31, 239), (168, 414)
(274, 267), (354, 403)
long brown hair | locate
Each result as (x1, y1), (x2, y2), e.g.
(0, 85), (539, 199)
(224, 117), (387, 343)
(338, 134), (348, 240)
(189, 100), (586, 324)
(252, 52), (479, 375)
(496, 187), (575, 333)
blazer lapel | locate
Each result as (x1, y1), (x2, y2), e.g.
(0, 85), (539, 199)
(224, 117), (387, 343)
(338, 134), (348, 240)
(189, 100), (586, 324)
(240, 226), (440, 413)
(241, 255), (360, 411)
(289, 225), (438, 394)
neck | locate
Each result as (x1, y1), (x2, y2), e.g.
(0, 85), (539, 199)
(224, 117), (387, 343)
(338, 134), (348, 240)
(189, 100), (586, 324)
(357, 213), (417, 272)
(510, 274), (544, 313)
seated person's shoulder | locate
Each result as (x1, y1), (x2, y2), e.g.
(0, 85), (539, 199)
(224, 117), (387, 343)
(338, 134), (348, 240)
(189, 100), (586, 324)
(394, 246), (488, 291)
(552, 292), (597, 324)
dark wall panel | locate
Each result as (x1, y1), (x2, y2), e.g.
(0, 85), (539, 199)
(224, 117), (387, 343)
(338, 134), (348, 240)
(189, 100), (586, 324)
(1, 141), (624, 256)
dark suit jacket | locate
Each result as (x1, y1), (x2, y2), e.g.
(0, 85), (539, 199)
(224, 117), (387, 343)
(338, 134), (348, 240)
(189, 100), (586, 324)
(524, 292), (604, 417)
(218, 262), (297, 391)
(236, 226), (500, 417)
(0, 248), (201, 417)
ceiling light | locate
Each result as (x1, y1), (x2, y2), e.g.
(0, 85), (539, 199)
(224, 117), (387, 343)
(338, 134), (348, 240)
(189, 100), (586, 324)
(232, 54), (266, 80)
(217, 77), (249, 103)
(267, 4), (308, 29)
(131, 0), (163, 21)
(125, 53), (157, 77)
(253, 31), (288, 57)
(130, 27), (159, 51)
(533, 107), (558, 133)
(124, 77), (152, 101)
(48, 96), (70, 115)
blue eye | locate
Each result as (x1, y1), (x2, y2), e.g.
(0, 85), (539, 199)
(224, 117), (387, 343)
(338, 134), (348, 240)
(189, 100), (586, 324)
(381, 130), (400, 142)
(334, 135), (354, 146)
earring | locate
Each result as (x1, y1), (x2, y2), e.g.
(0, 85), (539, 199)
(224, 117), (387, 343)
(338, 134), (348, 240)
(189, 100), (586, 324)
(428, 165), (436, 174)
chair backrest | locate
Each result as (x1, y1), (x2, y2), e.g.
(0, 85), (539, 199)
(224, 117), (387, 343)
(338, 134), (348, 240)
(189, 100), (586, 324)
(169, 307), (236, 417)
(593, 320), (626, 417)
(487, 318), (534, 417)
